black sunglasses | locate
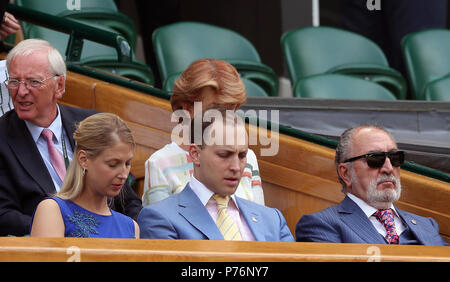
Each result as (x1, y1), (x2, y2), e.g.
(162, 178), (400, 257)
(343, 150), (405, 168)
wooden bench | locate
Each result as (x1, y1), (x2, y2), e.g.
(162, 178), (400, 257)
(61, 71), (450, 243)
(0, 237), (448, 262)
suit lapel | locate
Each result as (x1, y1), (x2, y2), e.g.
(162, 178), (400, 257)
(397, 209), (428, 245)
(338, 196), (386, 244)
(6, 112), (55, 194)
(236, 197), (263, 240)
(177, 185), (224, 240)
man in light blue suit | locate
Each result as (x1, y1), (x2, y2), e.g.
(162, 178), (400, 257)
(296, 125), (448, 246)
(138, 108), (294, 241)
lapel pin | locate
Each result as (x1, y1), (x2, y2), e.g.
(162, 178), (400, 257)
(411, 219), (417, 225)
(251, 216), (258, 222)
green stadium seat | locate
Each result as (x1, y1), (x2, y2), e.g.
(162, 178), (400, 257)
(402, 29), (450, 100)
(16, 0), (137, 49)
(26, 24), (153, 84)
(294, 74), (397, 100)
(162, 72), (181, 93)
(242, 77), (269, 97)
(152, 21), (279, 96)
(423, 74), (450, 101)
(281, 26), (407, 99)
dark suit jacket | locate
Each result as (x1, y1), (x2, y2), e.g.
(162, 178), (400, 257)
(0, 105), (142, 236)
(295, 196), (448, 246)
(138, 184), (294, 242)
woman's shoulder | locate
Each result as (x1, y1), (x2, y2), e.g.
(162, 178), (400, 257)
(37, 197), (61, 211)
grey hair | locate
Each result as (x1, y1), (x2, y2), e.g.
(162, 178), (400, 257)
(6, 39), (66, 79)
(335, 124), (395, 194)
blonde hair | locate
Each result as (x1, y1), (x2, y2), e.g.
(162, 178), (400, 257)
(170, 58), (246, 112)
(56, 113), (135, 200)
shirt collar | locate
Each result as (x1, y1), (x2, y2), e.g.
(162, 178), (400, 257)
(347, 193), (399, 218)
(25, 105), (63, 143)
(189, 175), (239, 208)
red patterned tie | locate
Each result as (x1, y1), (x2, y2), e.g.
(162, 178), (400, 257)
(41, 129), (66, 181)
(374, 209), (399, 244)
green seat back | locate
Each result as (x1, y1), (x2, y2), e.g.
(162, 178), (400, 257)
(27, 25), (153, 84)
(152, 21), (278, 96)
(242, 77), (269, 97)
(16, 0), (137, 48)
(281, 26), (406, 99)
(27, 24), (117, 61)
(424, 74), (450, 101)
(402, 29), (450, 100)
(294, 74), (397, 100)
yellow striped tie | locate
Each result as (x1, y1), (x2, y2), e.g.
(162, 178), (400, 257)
(213, 194), (242, 241)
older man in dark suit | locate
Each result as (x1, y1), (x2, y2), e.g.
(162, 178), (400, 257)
(0, 39), (142, 236)
(296, 125), (448, 246)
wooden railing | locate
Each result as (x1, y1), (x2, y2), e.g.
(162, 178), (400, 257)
(61, 71), (450, 244)
(0, 237), (448, 262)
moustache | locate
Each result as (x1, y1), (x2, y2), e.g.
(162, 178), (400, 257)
(376, 174), (399, 185)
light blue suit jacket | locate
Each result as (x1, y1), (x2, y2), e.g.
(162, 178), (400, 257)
(138, 184), (294, 242)
(295, 196), (448, 246)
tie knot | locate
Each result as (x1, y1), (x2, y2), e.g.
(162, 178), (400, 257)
(213, 194), (229, 208)
(41, 128), (54, 141)
(374, 208), (394, 218)
(374, 209), (395, 225)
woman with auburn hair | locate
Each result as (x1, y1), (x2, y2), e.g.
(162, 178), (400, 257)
(142, 58), (264, 206)
(30, 113), (139, 238)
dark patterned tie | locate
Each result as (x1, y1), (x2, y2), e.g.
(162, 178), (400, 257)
(374, 209), (399, 244)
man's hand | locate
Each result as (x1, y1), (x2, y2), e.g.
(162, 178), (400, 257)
(0, 12), (20, 39)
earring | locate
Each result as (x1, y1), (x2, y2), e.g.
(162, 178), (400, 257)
(82, 168), (86, 176)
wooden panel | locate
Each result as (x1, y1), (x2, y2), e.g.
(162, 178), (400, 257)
(0, 237), (448, 262)
(249, 126), (338, 183)
(63, 72), (98, 109)
(93, 82), (174, 133)
(263, 181), (338, 236)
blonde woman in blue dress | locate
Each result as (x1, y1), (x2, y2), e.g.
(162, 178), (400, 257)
(31, 113), (139, 238)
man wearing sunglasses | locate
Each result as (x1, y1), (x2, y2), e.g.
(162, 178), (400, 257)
(0, 39), (142, 236)
(295, 125), (447, 246)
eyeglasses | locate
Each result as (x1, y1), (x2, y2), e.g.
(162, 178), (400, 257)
(4, 75), (59, 89)
(343, 150), (405, 169)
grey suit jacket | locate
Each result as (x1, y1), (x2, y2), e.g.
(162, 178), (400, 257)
(138, 184), (294, 242)
(295, 196), (448, 246)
